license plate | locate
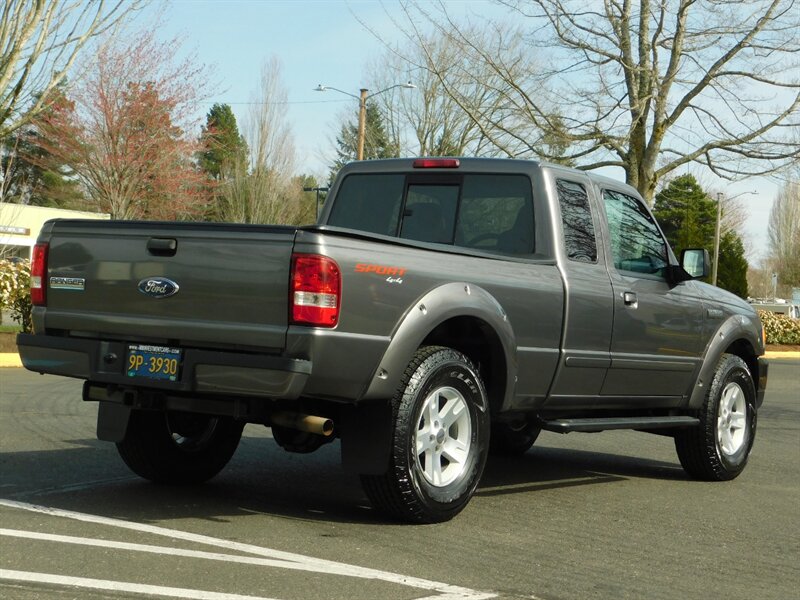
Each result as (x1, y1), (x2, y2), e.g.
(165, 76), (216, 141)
(126, 344), (182, 381)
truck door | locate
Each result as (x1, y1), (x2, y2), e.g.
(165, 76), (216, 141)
(599, 188), (705, 400)
(547, 177), (614, 404)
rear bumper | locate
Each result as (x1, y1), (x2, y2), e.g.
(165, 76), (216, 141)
(17, 333), (311, 399)
(756, 356), (768, 408)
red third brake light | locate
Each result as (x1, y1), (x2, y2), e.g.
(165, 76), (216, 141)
(412, 158), (460, 169)
(291, 254), (341, 327)
(31, 243), (48, 306)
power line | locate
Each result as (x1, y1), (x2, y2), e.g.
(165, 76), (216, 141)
(199, 99), (354, 106)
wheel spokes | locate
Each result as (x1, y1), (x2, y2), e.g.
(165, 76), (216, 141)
(716, 382), (748, 457)
(729, 411), (746, 431)
(442, 438), (468, 464)
(415, 386), (472, 487)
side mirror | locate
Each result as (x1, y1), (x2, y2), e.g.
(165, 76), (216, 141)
(680, 248), (710, 279)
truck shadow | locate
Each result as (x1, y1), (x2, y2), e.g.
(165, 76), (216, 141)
(1, 432), (686, 526)
(477, 446), (684, 498)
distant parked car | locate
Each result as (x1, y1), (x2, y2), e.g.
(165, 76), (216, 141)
(750, 301), (799, 319)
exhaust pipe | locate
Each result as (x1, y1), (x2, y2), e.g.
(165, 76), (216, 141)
(271, 411), (334, 437)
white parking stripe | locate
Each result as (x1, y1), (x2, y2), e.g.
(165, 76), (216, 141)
(0, 499), (496, 600)
(0, 569), (278, 600)
(0, 528), (362, 574)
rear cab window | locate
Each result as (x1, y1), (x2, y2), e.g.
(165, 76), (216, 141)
(328, 173), (535, 255)
(556, 179), (597, 263)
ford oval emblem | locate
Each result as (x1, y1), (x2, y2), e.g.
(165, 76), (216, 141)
(137, 277), (180, 299)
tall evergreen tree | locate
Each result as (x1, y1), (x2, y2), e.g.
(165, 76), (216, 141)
(331, 101), (399, 178)
(716, 231), (749, 299)
(198, 103), (248, 180)
(653, 175), (716, 251)
(653, 174), (748, 296)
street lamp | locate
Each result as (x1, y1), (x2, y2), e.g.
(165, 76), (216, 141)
(303, 185), (329, 220)
(712, 189), (757, 286)
(314, 82), (416, 160)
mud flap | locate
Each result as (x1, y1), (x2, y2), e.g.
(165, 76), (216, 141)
(97, 401), (132, 442)
(339, 402), (393, 475)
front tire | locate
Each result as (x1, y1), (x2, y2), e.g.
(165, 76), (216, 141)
(675, 354), (757, 481)
(361, 346), (490, 523)
(116, 410), (244, 484)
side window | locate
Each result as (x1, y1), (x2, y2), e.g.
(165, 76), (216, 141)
(328, 174), (405, 236)
(602, 189), (668, 276)
(556, 179), (597, 262)
(400, 185), (459, 244)
(454, 175), (534, 254)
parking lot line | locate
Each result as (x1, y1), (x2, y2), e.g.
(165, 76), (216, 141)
(0, 569), (278, 600)
(0, 527), (364, 573)
(0, 499), (496, 600)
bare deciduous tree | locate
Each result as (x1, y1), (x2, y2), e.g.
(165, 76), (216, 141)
(0, 0), (147, 139)
(367, 31), (500, 157)
(217, 57), (305, 224)
(767, 181), (800, 287)
(33, 29), (212, 220)
(396, 0), (800, 203)
(362, 8), (552, 160)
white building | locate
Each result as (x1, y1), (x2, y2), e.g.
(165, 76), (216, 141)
(0, 203), (110, 259)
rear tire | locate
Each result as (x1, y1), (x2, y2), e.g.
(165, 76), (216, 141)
(490, 420), (540, 455)
(361, 346), (490, 523)
(674, 354), (756, 481)
(116, 410), (243, 484)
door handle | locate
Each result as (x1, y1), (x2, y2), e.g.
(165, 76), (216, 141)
(147, 238), (177, 256)
(623, 291), (638, 308)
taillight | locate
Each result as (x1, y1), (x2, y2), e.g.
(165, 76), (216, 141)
(31, 243), (48, 306)
(412, 158), (460, 168)
(290, 254), (341, 327)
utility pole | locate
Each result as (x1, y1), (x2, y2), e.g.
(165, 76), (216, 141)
(712, 192), (722, 286)
(357, 89), (368, 161)
(315, 82), (415, 161)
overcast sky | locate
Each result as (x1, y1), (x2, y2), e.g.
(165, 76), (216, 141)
(144, 0), (780, 263)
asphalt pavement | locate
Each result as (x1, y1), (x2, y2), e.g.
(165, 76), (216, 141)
(1, 361), (798, 600)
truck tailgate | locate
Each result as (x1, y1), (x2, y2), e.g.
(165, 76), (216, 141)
(41, 221), (296, 351)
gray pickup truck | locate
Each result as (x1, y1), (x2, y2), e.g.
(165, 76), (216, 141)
(18, 158), (768, 523)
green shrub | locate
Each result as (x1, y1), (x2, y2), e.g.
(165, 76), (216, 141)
(0, 259), (32, 333)
(758, 309), (800, 345)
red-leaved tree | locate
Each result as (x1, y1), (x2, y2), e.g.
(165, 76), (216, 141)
(33, 29), (212, 220)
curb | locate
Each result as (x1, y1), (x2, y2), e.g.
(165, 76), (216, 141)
(0, 353), (22, 368)
(763, 351), (800, 360)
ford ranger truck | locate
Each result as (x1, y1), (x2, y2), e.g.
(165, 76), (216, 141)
(18, 158), (769, 523)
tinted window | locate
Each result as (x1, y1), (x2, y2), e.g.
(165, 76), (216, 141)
(455, 175), (534, 254)
(329, 172), (535, 254)
(556, 179), (597, 262)
(400, 185), (459, 244)
(603, 189), (668, 276)
(328, 174), (405, 236)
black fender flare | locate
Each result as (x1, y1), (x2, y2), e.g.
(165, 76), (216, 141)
(688, 313), (763, 409)
(361, 282), (517, 406)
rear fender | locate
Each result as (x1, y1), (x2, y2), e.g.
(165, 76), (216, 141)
(362, 282), (516, 405)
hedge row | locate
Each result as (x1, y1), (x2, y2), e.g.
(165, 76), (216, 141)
(0, 259), (32, 333)
(758, 309), (800, 345)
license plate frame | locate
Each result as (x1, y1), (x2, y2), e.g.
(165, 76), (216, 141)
(126, 344), (182, 382)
